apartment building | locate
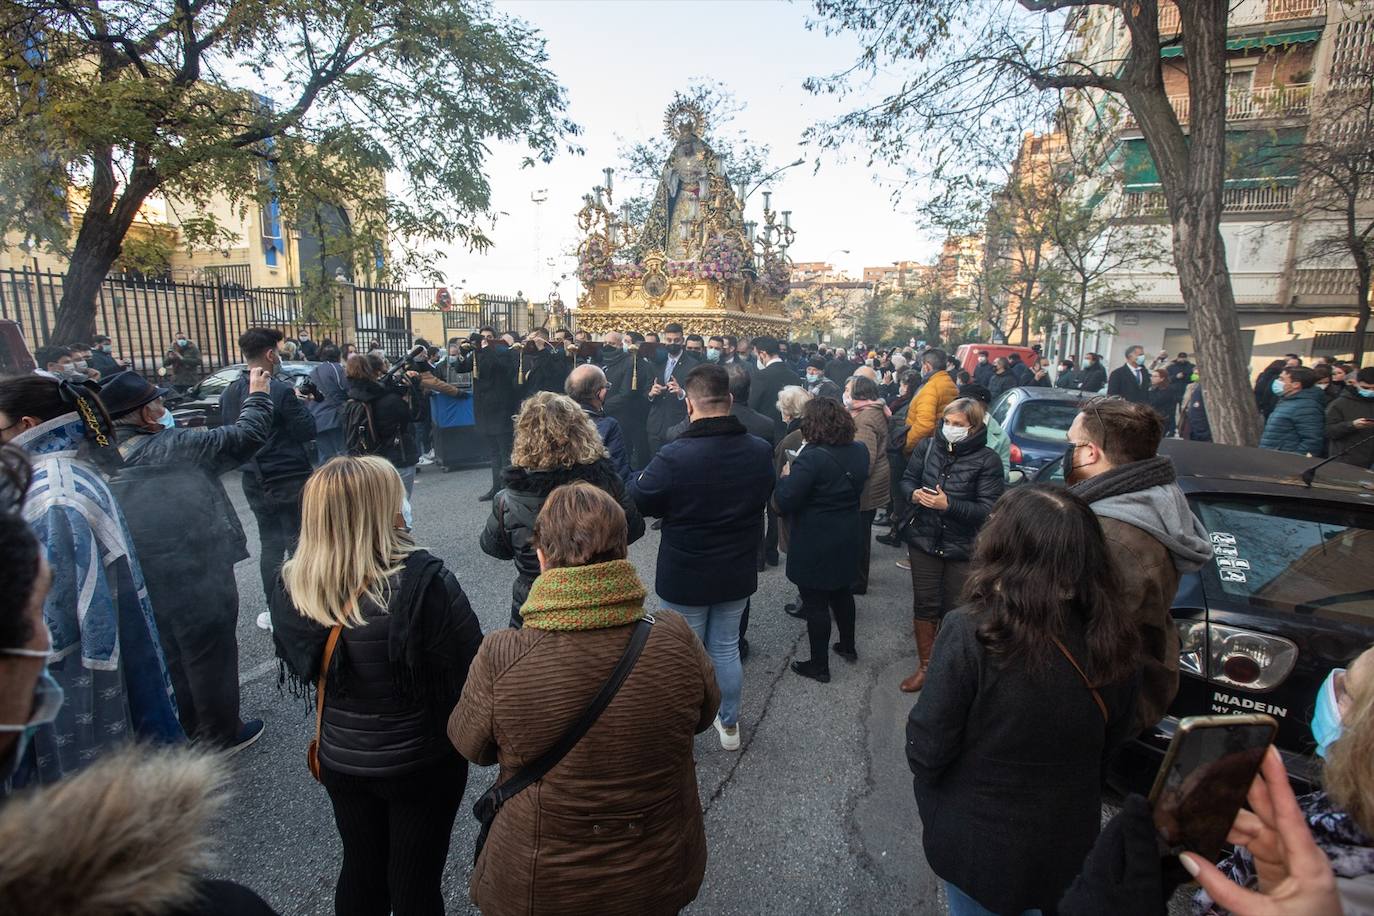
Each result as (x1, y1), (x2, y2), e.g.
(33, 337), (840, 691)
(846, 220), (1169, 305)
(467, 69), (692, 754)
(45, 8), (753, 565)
(1055, 0), (1372, 371)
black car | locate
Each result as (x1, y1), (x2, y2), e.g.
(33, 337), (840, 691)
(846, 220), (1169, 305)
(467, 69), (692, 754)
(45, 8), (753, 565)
(168, 361), (319, 428)
(1033, 440), (1374, 793)
(987, 386), (1089, 474)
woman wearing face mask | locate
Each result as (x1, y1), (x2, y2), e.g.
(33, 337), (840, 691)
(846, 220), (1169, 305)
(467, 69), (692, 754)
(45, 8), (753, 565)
(1146, 367), (1179, 438)
(1194, 645), (1374, 915)
(0, 375), (183, 788)
(1253, 358), (1289, 419)
(897, 398), (1005, 693)
(987, 357), (1016, 400)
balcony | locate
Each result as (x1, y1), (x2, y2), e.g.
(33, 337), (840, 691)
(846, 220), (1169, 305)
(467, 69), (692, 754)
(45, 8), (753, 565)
(1293, 268), (1362, 298)
(1121, 185), (1295, 217)
(1122, 84), (1312, 128)
(1159, 0), (1325, 34)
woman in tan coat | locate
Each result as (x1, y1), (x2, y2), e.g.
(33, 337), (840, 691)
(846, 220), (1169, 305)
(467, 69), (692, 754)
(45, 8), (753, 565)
(847, 374), (891, 594)
(450, 481), (720, 916)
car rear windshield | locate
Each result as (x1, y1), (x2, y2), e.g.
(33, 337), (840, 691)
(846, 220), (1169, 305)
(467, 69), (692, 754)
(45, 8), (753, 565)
(1193, 497), (1374, 626)
(1013, 401), (1079, 442)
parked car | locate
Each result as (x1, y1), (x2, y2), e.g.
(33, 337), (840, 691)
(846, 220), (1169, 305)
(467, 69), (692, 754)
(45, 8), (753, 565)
(168, 361), (318, 428)
(987, 386), (1088, 473)
(1031, 439), (1374, 794)
(953, 343), (1040, 377)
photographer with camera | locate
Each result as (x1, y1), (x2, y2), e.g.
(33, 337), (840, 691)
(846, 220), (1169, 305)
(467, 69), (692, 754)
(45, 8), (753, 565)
(444, 330), (519, 501)
(221, 328), (317, 598)
(308, 344), (348, 462)
(343, 353), (423, 504)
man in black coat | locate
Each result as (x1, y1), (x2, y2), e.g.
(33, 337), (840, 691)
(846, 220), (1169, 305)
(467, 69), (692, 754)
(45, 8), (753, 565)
(516, 329), (569, 399)
(629, 363), (775, 751)
(824, 348), (853, 387)
(1165, 352), (1194, 402)
(220, 328), (317, 598)
(600, 331), (654, 469)
(1077, 353), (1108, 393)
(1105, 344), (1150, 404)
(450, 333), (519, 501)
(972, 350), (995, 388)
(104, 368), (273, 752)
(645, 322), (699, 456)
(749, 335), (799, 440)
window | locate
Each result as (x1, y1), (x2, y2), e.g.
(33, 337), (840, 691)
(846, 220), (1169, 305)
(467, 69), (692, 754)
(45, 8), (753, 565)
(1013, 400), (1081, 443)
(1192, 498), (1374, 626)
(1226, 68), (1255, 95)
(195, 368), (240, 397)
(264, 242), (278, 267)
(990, 389), (1017, 426)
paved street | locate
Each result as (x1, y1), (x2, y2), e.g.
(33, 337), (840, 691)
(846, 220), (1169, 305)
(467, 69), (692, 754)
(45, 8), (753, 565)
(215, 461), (941, 915)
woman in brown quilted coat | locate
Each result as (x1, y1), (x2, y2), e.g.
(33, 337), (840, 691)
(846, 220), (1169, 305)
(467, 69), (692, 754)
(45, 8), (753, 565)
(450, 481), (720, 916)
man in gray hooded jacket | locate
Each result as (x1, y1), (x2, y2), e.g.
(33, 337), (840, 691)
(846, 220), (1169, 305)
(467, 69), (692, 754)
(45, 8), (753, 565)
(1066, 398), (1213, 731)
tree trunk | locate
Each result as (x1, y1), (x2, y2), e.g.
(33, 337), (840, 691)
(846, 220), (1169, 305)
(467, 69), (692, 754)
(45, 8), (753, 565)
(51, 160), (159, 346)
(1117, 0), (1263, 446)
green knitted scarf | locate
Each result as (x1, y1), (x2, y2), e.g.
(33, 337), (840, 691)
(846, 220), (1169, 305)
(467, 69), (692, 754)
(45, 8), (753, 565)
(519, 559), (648, 631)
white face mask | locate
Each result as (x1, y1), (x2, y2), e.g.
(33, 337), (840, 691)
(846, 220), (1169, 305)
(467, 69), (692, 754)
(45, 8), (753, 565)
(842, 392), (854, 409)
(942, 424), (969, 444)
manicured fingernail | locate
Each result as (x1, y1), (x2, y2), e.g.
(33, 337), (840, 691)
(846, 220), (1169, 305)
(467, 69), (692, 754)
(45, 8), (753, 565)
(1178, 853), (1200, 877)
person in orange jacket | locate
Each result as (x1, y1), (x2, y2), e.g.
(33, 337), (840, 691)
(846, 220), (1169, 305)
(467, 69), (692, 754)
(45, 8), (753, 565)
(902, 349), (959, 455)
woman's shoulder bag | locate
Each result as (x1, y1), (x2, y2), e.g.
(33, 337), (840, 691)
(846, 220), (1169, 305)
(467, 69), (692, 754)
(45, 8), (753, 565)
(306, 625), (343, 781)
(471, 615), (654, 864)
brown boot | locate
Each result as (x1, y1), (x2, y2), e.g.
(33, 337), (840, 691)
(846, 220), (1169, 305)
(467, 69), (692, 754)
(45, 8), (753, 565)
(899, 620), (939, 693)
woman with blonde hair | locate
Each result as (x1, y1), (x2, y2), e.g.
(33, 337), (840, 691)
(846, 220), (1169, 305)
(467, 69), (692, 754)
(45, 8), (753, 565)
(270, 455), (483, 916)
(481, 391), (644, 627)
(453, 481), (719, 915)
(1195, 644), (1374, 914)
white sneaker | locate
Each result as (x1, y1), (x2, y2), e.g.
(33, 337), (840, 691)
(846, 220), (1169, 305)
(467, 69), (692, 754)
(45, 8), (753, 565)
(714, 716), (740, 752)
(256, 612), (273, 631)
(423, 449), (436, 461)
(416, 454), (435, 467)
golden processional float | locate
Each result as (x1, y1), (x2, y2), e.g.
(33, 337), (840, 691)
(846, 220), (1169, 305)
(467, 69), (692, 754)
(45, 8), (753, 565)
(572, 99), (795, 338)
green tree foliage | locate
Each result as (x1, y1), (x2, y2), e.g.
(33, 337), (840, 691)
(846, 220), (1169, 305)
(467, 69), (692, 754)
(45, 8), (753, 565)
(0, 0), (580, 342)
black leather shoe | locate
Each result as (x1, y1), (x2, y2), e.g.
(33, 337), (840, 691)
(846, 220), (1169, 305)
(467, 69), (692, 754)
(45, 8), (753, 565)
(766, 553), (780, 567)
(478, 491), (495, 502)
(790, 659), (830, 683)
(875, 531), (901, 548)
(651, 519), (663, 531)
(833, 642), (858, 662)
(783, 602), (805, 619)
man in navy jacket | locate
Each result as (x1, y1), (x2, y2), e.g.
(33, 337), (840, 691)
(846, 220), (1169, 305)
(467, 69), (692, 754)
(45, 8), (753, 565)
(630, 364), (775, 752)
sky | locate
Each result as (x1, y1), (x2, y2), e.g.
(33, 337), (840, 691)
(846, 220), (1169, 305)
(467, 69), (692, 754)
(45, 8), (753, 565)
(435, 0), (942, 302)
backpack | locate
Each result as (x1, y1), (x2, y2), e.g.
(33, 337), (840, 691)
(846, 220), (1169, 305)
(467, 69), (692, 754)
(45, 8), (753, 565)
(343, 397), (382, 456)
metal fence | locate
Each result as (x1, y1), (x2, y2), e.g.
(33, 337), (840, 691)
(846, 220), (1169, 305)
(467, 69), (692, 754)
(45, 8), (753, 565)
(0, 264), (441, 377)
(440, 294), (579, 340)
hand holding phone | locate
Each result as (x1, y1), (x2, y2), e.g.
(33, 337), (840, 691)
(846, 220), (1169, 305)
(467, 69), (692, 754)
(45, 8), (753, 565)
(1148, 713), (1278, 862)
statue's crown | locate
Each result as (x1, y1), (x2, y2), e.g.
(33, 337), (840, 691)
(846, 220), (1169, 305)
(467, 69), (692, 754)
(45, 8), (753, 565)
(663, 97), (707, 140)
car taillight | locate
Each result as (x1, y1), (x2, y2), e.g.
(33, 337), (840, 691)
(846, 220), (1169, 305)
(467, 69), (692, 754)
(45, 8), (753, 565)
(1175, 620), (1298, 692)
(1009, 443), (1022, 465)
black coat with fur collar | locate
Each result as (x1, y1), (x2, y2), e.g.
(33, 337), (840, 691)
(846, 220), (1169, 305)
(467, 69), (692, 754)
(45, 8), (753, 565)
(480, 457), (645, 625)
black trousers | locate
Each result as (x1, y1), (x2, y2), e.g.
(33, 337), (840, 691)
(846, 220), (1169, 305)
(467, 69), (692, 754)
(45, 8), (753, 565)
(241, 473), (305, 598)
(322, 761), (467, 916)
(143, 561), (241, 744)
(757, 505), (780, 565)
(800, 586), (856, 670)
(907, 547), (970, 622)
(479, 424), (514, 495)
(853, 508), (877, 594)
(886, 451), (908, 528)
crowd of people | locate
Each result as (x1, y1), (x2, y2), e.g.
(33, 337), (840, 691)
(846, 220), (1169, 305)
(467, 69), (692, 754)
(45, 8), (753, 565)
(0, 323), (1369, 916)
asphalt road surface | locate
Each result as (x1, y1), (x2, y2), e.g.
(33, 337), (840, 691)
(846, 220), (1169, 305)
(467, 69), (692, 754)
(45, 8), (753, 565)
(213, 462), (1161, 915)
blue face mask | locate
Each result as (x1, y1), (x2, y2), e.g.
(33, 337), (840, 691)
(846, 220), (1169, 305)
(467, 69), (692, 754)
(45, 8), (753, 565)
(706, 348), (720, 362)
(1311, 668), (1345, 759)
(0, 638), (64, 781)
(1359, 388), (1374, 399)
(157, 407), (175, 429)
(1135, 354), (1147, 367)
(1271, 378), (1286, 396)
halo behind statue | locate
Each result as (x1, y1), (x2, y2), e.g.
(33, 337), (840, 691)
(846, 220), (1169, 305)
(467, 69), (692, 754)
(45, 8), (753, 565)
(663, 97), (707, 140)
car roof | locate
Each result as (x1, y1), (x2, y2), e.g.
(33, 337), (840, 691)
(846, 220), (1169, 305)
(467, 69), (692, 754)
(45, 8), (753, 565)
(1006, 387), (1090, 402)
(1162, 439), (1374, 505)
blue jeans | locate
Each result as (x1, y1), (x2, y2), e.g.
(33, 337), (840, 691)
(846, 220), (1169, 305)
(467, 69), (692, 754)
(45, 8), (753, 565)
(944, 881), (1041, 916)
(662, 598), (747, 727)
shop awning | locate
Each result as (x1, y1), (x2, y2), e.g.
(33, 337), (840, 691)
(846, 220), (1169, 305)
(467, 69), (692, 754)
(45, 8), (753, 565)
(1119, 128), (1305, 190)
(1160, 28), (1321, 58)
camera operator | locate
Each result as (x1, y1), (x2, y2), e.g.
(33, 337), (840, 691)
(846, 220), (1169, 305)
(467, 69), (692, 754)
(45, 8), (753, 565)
(518, 328), (569, 399)
(221, 328), (317, 598)
(444, 330), (519, 501)
(343, 353), (423, 503)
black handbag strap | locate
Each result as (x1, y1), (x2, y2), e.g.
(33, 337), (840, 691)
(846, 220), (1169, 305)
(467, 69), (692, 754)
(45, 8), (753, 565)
(474, 616), (654, 819)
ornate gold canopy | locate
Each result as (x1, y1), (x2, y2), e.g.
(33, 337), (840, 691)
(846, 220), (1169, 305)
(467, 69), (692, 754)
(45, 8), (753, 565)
(573, 97), (794, 337)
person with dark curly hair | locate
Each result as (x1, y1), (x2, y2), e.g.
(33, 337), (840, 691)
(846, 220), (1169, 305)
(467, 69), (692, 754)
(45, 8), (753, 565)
(774, 396), (870, 683)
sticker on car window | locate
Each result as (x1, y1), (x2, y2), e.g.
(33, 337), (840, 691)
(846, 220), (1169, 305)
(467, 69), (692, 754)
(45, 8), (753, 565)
(1210, 532), (1237, 546)
(1216, 557), (1251, 570)
(1220, 569), (1248, 583)
(1214, 545), (1239, 558)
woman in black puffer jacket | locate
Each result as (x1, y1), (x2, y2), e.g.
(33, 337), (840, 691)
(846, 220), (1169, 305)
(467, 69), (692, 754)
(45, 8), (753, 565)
(480, 392), (645, 627)
(898, 397), (1004, 694)
(270, 456), (484, 916)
